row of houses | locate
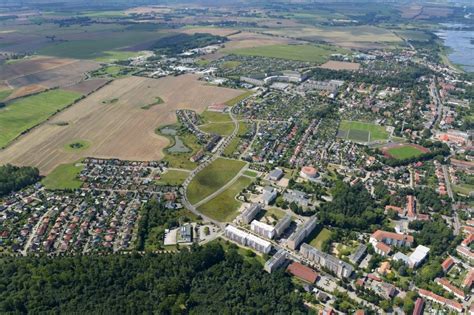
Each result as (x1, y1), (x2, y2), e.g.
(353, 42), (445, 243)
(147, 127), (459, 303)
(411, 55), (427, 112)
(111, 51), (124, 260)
(224, 225), (272, 254)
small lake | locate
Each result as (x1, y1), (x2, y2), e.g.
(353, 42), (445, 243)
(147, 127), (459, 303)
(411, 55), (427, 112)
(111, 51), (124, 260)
(168, 136), (191, 153)
(160, 126), (177, 136)
(436, 23), (474, 72)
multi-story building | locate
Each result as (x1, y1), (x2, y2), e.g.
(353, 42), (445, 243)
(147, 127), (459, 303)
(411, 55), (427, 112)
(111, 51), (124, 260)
(300, 243), (354, 279)
(370, 230), (414, 248)
(287, 216), (317, 250)
(264, 248), (287, 273)
(225, 225), (271, 254)
(274, 214), (292, 237)
(251, 220), (275, 239)
(237, 203), (262, 224)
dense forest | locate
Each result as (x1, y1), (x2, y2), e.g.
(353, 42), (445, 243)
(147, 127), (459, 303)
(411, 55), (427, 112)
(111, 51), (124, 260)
(0, 243), (306, 314)
(319, 182), (384, 231)
(0, 164), (40, 197)
(152, 33), (227, 56)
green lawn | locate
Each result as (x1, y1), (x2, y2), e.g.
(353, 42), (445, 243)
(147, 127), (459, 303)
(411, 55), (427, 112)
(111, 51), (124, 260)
(223, 121), (249, 156)
(0, 89), (12, 101)
(198, 176), (253, 222)
(260, 207), (286, 220)
(187, 158), (247, 204)
(339, 120), (389, 142)
(231, 44), (345, 63)
(308, 228), (332, 250)
(156, 170), (189, 186)
(199, 122), (235, 136)
(387, 145), (425, 160)
(201, 111), (232, 123)
(94, 50), (143, 62)
(453, 184), (474, 196)
(161, 131), (200, 170)
(0, 89), (81, 148)
(42, 163), (84, 190)
(243, 170), (258, 177)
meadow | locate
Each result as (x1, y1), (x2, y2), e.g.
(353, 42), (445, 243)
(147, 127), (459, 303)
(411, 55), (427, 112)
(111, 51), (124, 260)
(197, 176), (253, 222)
(41, 163), (84, 190)
(308, 228), (332, 250)
(231, 44), (345, 63)
(187, 158), (246, 204)
(0, 89), (81, 148)
(156, 169), (190, 186)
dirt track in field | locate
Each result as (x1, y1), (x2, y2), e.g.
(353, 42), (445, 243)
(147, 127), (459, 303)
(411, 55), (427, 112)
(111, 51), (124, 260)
(0, 74), (244, 174)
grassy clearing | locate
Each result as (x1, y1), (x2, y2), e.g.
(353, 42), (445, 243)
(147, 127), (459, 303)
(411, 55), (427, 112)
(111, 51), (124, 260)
(141, 96), (164, 110)
(187, 158), (246, 204)
(198, 176), (253, 222)
(338, 120), (389, 142)
(225, 90), (254, 106)
(213, 238), (265, 265)
(222, 61), (241, 69)
(0, 89), (12, 101)
(156, 170), (189, 186)
(0, 89), (81, 148)
(387, 145), (425, 159)
(63, 139), (91, 152)
(453, 184), (474, 196)
(199, 122), (235, 136)
(160, 131), (200, 170)
(243, 170), (258, 177)
(94, 50), (143, 62)
(260, 207), (286, 220)
(201, 111), (232, 123)
(308, 228), (332, 250)
(231, 44), (344, 63)
(42, 163), (84, 190)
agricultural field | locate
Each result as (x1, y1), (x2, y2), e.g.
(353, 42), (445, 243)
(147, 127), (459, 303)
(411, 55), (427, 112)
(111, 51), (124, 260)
(0, 75), (245, 174)
(383, 144), (429, 160)
(41, 163), (84, 190)
(337, 120), (390, 143)
(0, 57), (100, 93)
(231, 44), (345, 64)
(319, 60), (360, 71)
(197, 176), (253, 222)
(0, 89), (81, 148)
(187, 158), (247, 204)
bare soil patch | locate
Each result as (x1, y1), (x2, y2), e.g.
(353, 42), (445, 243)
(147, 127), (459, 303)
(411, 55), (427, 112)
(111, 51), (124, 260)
(0, 74), (244, 174)
(4, 84), (47, 101)
(319, 60), (360, 71)
(63, 79), (110, 95)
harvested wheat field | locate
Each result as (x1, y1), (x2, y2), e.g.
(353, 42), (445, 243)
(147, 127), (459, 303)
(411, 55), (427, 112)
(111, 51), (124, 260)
(319, 61), (361, 71)
(0, 56), (76, 80)
(4, 84), (47, 101)
(0, 74), (244, 174)
(63, 79), (110, 95)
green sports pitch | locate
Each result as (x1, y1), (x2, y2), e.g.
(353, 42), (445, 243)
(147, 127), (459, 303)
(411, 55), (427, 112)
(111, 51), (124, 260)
(337, 120), (390, 143)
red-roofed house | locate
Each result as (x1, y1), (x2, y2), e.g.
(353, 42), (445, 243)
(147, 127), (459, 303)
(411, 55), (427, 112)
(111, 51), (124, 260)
(385, 205), (404, 216)
(463, 226), (474, 235)
(435, 278), (465, 299)
(406, 195), (416, 218)
(441, 257), (454, 273)
(462, 234), (474, 247)
(463, 269), (474, 289)
(287, 262), (319, 283)
(418, 288), (463, 313)
(375, 242), (392, 256)
(370, 230), (414, 247)
(413, 298), (424, 315)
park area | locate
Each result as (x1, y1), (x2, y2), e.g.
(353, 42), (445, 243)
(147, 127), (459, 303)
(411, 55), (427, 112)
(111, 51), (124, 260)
(337, 120), (390, 143)
(187, 158), (247, 205)
(230, 44), (346, 63)
(382, 143), (429, 160)
(197, 176), (253, 222)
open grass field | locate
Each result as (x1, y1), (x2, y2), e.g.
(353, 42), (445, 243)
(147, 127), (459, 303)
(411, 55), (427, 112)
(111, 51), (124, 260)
(231, 44), (344, 63)
(225, 90), (253, 106)
(187, 158), (246, 204)
(338, 120), (389, 143)
(385, 144), (428, 159)
(0, 89), (81, 148)
(308, 228), (332, 250)
(199, 122), (235, 136)
(156, 169), (189, 186)
(41, 163), (84, 190)
(0, 74), (245, 174)
(197, 176), (253, 222)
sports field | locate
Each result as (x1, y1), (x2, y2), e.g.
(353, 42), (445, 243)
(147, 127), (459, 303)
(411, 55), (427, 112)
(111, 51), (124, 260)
(0, 89), (81, 148)
(231, 44), (345, 63)
(383, 144), (429, 160)
(187, 158), (246, 204)
(337, 120), (389, 143)
(197, 176), (253, 222)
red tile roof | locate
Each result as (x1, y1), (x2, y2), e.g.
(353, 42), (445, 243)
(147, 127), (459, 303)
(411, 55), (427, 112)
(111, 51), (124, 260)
(371, 230), (414, 243)
(412, 298), (424, 315)
(376, 242), (391, 254)
(441, 257), (454, 272)
(287, 262), (319, 283)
